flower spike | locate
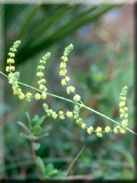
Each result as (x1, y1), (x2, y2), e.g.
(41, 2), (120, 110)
(4, 40), (133, 137)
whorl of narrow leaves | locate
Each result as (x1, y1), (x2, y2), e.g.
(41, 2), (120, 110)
(5, 40), (130, 137)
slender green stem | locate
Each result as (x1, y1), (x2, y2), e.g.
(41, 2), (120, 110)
(0, 71), (79, 105)
(82, 104), (136, 135)
(0, 70), (136, 135)
(31, 138), (42, 179)
(66, 145), (85, 176)
(0, 71), (8, 78)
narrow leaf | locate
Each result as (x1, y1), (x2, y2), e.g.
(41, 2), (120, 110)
(37, 156), (46, 175)
(17, 121), (30, 133)
(33, 142), (41, 150)
(37, 115), (46, 126)
(17, 5), (41, 39)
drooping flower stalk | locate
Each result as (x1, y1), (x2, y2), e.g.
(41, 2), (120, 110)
(0, 40), (136, 137)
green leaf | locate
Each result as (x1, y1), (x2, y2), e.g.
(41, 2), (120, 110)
(25, 112), (31, 128)
(17, 121), (30, 133)
(49, 169), (58, 176)
(15, 4), (120, 65)
(45, 164), (59, 177)
(39, 133), (49, 139)
(37, 156), (46, 175)
(31, 115), (40, 124)
(4, 5), (27, 28)
(19, 132), (38, 140)
(27, 5), (71, 45)
(17, 5), (41, 39)
(31, 125), (43, 136)
(37, 115), (46, 126)
(33, 142), (41, 150)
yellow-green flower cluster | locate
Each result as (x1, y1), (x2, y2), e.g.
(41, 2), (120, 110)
(73, 105), (80, 119)
(119, 86), (128, 126)
(10, 72), (33, 101)
(87, 126), (94, 135)
(6, 40), (21, 74)
(10, 73), (33, 101)
(73, 94), (81, 102)
(6, 41), (27, 101)
(75, 117), (95, 136)
(76, 117), (86, 128)
(5, 41), (131, 138)
(6, 41), (45, 102)
(66, 86), (75, 94)
(43, 100), (113, 138)
(58, 111), (65, 120)
(88, 126), (111, 137)
(66, 111), (73, 118)
(43, 103), (64, 120)
(74, 108), (113, 137)
(113, 125), (126, 134)
(61, 76), (70, 86)
(59, 44), (73, 78)
(59, 44), (73, 86)
(37, 52), (51, 92)
(79, 123), (112, 137)
(112, 86), (129, 134)
(35, 52), (51, 101)
(95, 127), (103, 137)
(26, 92), (33, 102)
(59, 56), (68, 77)
(59, 44), (81, 104)
(43, 102), (82, 133)
(43, 102), (75, 120)
(11, 72), (25, 100)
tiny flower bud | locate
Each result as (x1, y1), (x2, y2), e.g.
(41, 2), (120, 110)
(41, 92), (47, 99)
(26, 92), (33, 102)
(18, 93), (25, 100)
(81, 123), (86, 129)
(36, 72), (44, 77)
(35, 93), (41, 100)
(87, 126), (94, 135)
(66, 111), (73, 118)
(67, 86), (75, 94)
(105, 126), (111, 133)
(60, 62), (66, 69)
(61, 79), (67, 86)
(73, 95), (81, 102)
(59, 69), (67, 76)
(52, 112), (58, 119)
(65, 76), (70, 81)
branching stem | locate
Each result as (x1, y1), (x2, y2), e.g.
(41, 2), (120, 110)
(66, 145), (85, 176)
(0, 71), (136, 135)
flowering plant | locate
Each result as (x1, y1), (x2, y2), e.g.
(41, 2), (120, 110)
(0, 40), (136, 179)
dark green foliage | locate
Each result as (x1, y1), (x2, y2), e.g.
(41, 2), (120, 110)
(3, 4), (119, 66)
(0, 3), (134, 180)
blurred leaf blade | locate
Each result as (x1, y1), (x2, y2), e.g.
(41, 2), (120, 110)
(27, 5), (72, 45)
(17, 121), (30, 133)
(15, 4), (119, 65)
(17, 4), (41, 39)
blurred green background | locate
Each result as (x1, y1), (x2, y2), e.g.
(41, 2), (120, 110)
(0, 2), (135, 180)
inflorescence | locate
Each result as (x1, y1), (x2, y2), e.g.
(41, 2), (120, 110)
(5, 40), (130, 137)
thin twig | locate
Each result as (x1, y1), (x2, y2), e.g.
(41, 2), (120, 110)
(30, 138), (42, 179)
(66, 145), (86, 176)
